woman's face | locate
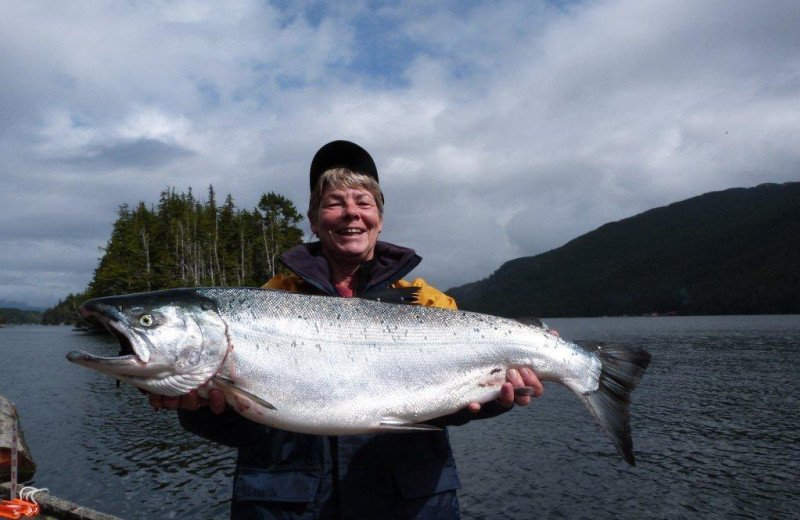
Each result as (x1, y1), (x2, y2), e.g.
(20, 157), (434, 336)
(311, 184), (383, 264)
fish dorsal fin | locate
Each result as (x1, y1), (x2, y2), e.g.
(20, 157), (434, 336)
(514, 317), (544, 328)
(213, 375), (277, 410)
(359, 287), (420, 305)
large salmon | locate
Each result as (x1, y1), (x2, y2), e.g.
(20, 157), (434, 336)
(67, 287), (651, 465)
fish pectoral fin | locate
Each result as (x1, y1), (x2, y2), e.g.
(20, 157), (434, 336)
(378, 416), (442, 432)
(212, 375), (277, 411)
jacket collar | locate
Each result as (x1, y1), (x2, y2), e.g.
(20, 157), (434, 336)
(280, 241), (422, 296)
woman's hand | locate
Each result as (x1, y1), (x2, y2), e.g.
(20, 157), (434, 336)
(466, 367), (544, 413)
(148, 388), (227, 414)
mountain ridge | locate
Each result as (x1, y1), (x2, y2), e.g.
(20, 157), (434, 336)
(447, 182), (800, 317)
(0, 298), (45, 312)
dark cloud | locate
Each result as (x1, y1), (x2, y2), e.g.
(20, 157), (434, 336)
(57, 138), (196, 170)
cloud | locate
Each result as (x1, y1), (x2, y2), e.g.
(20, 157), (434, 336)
(0, 239), (102, 308)
(1, 0), (799, 305)
(58, 138), (196, 170)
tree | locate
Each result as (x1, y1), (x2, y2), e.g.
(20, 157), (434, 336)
(62, 186), (305, 318)
(257, 192), (303, 278)
(88, 204), (145, 297)
(40, 292), (88, 326)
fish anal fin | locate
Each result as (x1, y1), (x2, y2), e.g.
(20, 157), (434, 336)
(213, 375), (277, 411)
(378, 416), (441, 432)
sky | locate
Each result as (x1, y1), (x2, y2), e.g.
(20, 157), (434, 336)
(1, 0), (799, 309)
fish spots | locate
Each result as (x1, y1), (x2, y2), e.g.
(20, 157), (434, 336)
(477, 379), (503, 388)
(478, 369), (506, 389)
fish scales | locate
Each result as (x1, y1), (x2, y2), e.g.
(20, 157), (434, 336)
(67, 287), (651, 465)
(206, 288), (588, 428)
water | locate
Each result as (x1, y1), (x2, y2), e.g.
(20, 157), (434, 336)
(1, 316), (799, 519)
(0, 326), (234, 519)
(451, 315), (800, 520)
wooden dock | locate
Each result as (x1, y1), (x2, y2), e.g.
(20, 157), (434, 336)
(2, 394), (125, 519)
(1, 483), (125, 520)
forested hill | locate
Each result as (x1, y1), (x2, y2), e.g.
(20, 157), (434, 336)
(42, 186), (304, 325)
(447, 182), (800, 318)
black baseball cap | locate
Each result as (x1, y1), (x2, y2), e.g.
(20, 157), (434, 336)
(309, 140), (380, 192)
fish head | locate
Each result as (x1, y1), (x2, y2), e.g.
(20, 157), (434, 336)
(67, 289), (229, 396)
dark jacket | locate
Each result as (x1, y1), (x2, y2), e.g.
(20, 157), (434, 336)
(179, 242), (508, 519)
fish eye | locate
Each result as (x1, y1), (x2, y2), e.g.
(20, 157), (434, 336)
(139, 314), (155, 327)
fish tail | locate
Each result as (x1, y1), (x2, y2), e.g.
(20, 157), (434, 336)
(577, 341), (652, 466)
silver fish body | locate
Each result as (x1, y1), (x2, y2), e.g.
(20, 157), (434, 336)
(67, 287), (651, 465)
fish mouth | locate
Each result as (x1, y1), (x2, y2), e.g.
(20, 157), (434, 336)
(67, 290), (225, 397)
(105, 320), (137, 357)
(67, 302), (159, 378)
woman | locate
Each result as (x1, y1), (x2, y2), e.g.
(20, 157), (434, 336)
(153, 140), (543, 519)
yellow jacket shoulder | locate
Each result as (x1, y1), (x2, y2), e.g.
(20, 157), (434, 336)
(263, 274), (457, 310)
(391, 278), (458, 310)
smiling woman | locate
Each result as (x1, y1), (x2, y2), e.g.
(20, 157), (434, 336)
(309, 168), (384, 296)
(168, 139), (543, 520)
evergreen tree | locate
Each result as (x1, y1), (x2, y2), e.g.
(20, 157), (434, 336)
(89, 204), (144, 297)
(257, 192), (304, 278)
(48, 186), (305, 324)
(40, 292), (89, 325)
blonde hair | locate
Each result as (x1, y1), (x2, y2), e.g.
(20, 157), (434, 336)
(308, 168), (384, 224)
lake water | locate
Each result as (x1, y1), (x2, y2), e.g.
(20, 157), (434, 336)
(1, 315), (798, 519)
